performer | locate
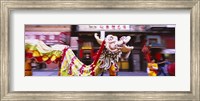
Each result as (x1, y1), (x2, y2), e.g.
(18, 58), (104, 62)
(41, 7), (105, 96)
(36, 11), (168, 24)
(147, 58), (158, 76)
(141, 40), (158, 76)
(94, 33), (134, 76)
(25, 33), (134, 76)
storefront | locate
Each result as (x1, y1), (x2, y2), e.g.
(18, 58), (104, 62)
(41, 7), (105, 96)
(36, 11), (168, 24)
(25, 25), (71, 45)
(76, 25), (141, 71)
(25, 25), (71, 70)
(75, 25), (175, 72)
(24, 24), (175, 73)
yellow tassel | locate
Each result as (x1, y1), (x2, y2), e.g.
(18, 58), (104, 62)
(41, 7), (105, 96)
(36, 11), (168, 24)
(51, 55), (57, 61)
(32, 50), (40, 57)
(42, 55), (49, 61)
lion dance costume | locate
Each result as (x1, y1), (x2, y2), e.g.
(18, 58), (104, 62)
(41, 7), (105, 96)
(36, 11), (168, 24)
(25, 33), (134, 76)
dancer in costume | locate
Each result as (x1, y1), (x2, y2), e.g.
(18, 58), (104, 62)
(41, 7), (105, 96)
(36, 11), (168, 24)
(94, 33), (133, 76)
(60, 33), (134, 76)
(25, 33), (134, 76)
(147, 58), (158, 76)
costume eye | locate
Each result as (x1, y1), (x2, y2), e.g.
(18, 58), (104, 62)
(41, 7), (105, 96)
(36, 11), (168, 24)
(109, 37), (113, 41)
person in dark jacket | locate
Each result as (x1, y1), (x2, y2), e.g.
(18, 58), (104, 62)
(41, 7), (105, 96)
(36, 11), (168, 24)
(157, 54), (167, 76)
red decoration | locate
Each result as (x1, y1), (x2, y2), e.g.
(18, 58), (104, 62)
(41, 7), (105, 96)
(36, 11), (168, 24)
(61, 48), (68, 61)
(79, 49), (83, 58)
(46, 58), (52, 64)
(25, 53), (33, 58)
(35, 57), (43, 62)
(91, 40), (106, 71)
(91, 71), (95, 76)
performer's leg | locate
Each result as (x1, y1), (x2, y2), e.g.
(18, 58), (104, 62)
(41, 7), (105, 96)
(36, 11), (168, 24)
(25, 59), (32, 76)
(109, 64), (116, 76)
(101, 71), (104, 76)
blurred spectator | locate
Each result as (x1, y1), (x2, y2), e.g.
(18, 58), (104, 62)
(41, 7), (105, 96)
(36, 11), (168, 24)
(167, 54), (175, 76)
(157, 54), (167, 76)
(31, 58), (38, 69)
(82, 53), (92, 65)
(168, 63), (175, 76)
(163, 59), (171, 75)
(38, 62), (47, 69)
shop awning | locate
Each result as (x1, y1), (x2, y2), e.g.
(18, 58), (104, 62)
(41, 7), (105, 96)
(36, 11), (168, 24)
(162, 49), (175, 54)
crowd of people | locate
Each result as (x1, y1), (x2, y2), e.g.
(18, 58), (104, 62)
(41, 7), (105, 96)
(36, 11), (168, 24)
(147, 54), (175, 76)
(142, 43), (175, 76)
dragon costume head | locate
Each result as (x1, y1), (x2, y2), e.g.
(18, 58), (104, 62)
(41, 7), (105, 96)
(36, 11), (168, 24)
(94, 33), (134, 75)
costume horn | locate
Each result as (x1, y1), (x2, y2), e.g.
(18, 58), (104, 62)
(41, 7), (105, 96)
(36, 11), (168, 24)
(94, 33), (103, 45)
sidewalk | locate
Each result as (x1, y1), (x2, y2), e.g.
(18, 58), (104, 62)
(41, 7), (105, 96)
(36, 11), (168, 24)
(32, 68), (148, 76)
(103, 71), (148, 76)
(32, 68), (59, 76)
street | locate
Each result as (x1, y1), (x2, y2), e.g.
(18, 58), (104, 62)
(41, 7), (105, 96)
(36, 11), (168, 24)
(32, 68), (148, 76)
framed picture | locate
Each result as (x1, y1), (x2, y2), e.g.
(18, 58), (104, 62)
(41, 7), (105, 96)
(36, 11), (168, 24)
(0, 0), (199, 100)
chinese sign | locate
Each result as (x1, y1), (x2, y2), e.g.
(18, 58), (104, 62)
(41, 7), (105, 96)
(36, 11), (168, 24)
(78, 25), (130, 32)
(25, 32), (70, 45)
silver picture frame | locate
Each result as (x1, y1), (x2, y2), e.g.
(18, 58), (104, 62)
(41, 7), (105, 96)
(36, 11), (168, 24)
(0, 0), (199, 100)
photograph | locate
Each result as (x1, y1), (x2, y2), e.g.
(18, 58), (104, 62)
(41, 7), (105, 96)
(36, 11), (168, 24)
(25, 24), (175, 76)
(1, 0), (199, 100)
